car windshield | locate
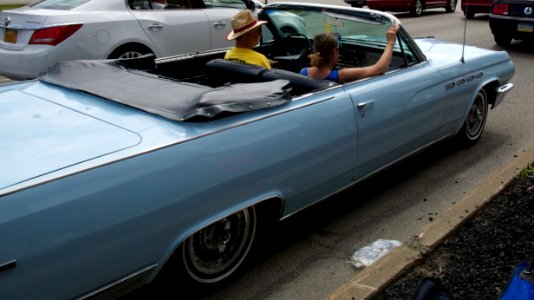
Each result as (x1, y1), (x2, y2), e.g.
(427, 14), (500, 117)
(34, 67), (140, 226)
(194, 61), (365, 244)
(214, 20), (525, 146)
(29, 0), (91, 10)
(264, 6), (395, 49)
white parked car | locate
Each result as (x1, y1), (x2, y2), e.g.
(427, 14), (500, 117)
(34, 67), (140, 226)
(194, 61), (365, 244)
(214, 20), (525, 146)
(0, 0), (259, 79)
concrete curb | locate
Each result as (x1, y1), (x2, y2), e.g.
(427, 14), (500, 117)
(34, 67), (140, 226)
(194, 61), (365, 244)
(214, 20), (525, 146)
(327, 144), (534, 300)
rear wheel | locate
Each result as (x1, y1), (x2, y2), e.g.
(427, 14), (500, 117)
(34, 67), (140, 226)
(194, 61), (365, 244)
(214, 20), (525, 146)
(181, 206), (257, 285)
(446, 0), (456, 12)
(494, 34), (512, 47)
(411, 0), (423, 16)
(108, 44), (153, 59)
(455, 89), (488, 147)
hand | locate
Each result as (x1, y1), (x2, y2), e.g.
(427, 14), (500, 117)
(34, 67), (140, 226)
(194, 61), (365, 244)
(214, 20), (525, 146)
(386, 25), (400, 45)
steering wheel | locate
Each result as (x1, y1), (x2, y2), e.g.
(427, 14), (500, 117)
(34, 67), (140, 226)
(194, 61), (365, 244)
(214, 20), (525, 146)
(272, 32), (313, 70)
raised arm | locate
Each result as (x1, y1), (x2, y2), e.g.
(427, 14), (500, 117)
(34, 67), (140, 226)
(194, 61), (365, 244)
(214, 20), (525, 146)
(338, 25), (399, 83)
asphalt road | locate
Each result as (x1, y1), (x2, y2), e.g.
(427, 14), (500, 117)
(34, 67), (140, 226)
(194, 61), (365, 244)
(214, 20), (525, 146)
(2, 6), (532, 300)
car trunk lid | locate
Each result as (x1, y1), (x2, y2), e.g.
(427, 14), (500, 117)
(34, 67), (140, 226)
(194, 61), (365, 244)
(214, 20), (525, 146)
(0, 8), (85, 51)
(1, 9), (49, 50)
(0, 89), (142, 190)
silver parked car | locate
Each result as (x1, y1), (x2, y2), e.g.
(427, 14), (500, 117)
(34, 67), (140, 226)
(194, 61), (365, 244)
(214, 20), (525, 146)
(0, 0), (264, 79)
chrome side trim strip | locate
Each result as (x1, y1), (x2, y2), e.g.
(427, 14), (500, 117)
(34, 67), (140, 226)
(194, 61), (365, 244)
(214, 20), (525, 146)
(77, 264), (157, 300)
(0, 260), (16, 274)
(489, 14), (534, 22)
(493, 83), (514, 108)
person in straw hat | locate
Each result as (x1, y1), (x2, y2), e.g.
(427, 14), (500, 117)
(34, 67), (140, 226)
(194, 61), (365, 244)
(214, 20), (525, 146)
(224, 10), (273, 69)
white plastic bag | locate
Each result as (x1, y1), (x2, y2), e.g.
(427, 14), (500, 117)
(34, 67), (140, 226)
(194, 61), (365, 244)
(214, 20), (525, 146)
(351, 239), (402, 268)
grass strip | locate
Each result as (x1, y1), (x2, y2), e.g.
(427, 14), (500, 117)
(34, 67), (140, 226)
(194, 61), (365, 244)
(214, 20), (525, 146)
(0, 4), (25, 11)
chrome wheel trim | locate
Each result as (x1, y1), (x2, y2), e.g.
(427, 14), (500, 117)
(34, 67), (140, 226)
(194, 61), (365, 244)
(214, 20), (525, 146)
(182, 207), (257, 284)
(415, 0), (423, 15)
(465, 89), (488, 140)
(449, 0), (455, 11)
(117, 51), (145, 59)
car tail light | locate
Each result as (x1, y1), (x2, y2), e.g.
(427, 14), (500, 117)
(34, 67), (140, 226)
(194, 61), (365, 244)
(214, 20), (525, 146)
(492, 3), (509, 15)
(29, 24), (82, 46)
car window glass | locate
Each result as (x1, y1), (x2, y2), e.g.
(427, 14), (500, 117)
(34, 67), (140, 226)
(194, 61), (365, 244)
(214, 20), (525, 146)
(266, 8), (392, 46)
(129, 0), (152, 9)
(261, 25), (275, 43)
(29, 0), (91, 10)
(203, 0), (246, 9)
(265, 7), (420, 66)
(397, 32), (417, 66)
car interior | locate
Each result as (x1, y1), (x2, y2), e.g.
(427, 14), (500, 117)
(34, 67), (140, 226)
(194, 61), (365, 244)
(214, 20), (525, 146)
(151, 34), (418, 97)
(123, 3), (422, 97)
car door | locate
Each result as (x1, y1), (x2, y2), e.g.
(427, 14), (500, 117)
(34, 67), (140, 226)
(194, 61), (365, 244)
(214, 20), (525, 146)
(201, 0), (257, 49)
(130, 8), (213, 56)
(203, 8), (241, 50)
(345, 63), (446, 181)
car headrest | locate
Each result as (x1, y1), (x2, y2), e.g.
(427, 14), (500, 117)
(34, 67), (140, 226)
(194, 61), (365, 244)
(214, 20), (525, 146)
(206, 58), (267, 83)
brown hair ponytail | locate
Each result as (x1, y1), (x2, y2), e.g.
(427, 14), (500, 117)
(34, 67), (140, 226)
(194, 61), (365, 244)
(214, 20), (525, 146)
(308, 32), (339, 67)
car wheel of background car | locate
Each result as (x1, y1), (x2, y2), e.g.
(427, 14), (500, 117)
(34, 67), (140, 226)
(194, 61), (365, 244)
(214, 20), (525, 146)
(411, 0), (424, 16)
(464, 10), (475, 18)
(445, 0), (456, 12)
(108, 44), (154, 59)
(180, 206), (257, 285)
(494, 34), (512, 47)
(455, 88), (488, 146)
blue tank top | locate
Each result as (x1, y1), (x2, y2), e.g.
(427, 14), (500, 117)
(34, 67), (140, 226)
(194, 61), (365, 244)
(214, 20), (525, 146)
(299, 67), (339, 82)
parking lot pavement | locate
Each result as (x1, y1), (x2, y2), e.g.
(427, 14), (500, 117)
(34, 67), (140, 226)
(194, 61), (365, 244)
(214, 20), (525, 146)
(327, 144), (534, 300)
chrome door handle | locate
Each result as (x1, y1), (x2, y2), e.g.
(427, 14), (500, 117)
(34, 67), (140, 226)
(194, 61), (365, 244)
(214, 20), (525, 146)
(357, 100), (374, 110)
(213, 21), (226, 29)
(148, 23), (164, 31)
(356, 100), (374, 117)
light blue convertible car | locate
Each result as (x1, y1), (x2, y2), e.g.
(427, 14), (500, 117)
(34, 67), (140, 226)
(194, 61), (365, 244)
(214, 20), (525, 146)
(0, 2), (514, 299)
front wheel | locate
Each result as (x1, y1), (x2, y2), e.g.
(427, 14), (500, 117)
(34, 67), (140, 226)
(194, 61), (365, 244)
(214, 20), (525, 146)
(181, 206), (257, 284)
(455, 89), (488, 147)
(411, 0), (423, 16)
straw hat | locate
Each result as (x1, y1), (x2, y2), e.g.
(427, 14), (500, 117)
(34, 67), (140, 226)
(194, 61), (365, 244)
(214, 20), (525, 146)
(226, 10), (267, 41)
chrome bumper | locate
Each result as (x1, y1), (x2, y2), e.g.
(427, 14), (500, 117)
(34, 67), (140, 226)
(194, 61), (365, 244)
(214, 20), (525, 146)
(493, 83), (514, 109)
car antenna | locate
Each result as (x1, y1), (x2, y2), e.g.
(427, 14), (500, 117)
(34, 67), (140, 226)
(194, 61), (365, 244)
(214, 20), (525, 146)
(461, 0), (468, 63)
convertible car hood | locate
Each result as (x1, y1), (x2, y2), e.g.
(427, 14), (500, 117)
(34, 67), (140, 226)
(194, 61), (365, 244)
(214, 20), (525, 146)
(0, 89), (141, 190)
(414, 38), (510, 64)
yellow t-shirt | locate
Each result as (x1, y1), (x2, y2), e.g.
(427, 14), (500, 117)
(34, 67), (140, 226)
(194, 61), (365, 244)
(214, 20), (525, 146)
(224, 47), (272, 69)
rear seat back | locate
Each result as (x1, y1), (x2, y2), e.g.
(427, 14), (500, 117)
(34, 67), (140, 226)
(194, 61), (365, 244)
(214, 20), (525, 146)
(261, 68), (337, 95)
(206, 59), (266, 85)
(206, 59), (337, 95)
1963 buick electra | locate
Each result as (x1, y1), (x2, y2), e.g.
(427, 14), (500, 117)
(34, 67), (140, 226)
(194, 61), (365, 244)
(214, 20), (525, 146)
(0, 2), (514, 299)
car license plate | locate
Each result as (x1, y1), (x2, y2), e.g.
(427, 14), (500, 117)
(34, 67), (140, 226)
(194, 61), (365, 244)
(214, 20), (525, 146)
(4, 28), (17, 43)
(517, 23), (533, 33)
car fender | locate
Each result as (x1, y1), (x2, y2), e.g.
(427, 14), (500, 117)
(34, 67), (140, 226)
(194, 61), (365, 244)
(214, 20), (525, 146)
(153, 192), (285, 278)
